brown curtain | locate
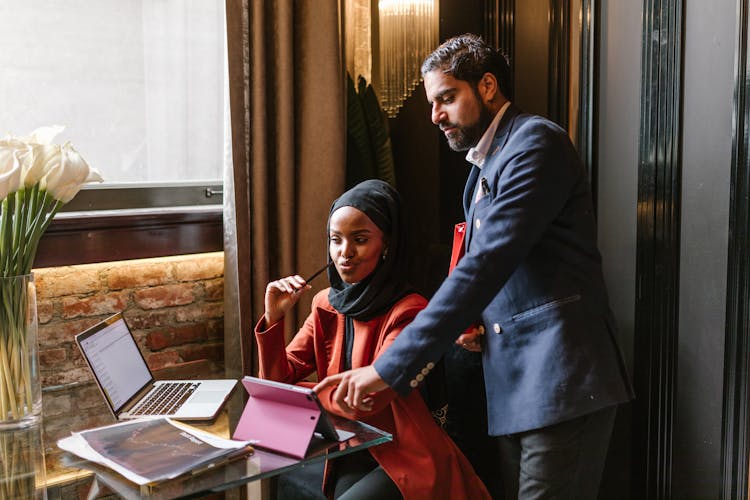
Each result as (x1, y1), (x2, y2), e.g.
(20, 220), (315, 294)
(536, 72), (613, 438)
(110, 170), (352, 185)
(223, 0), (346, 413)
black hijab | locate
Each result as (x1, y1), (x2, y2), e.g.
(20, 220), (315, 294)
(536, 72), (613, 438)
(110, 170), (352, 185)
(327, 179), (411, 322)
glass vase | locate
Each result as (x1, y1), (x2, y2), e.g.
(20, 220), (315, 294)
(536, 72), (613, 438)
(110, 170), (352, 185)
(0, 423), (46, 498)
(0, 274), (42, 429)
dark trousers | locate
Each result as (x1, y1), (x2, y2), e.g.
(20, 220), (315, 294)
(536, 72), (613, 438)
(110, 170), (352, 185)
(333, 450), (401, 500)
(496, 405), (617, 500)
(444, 345), (503, 497)
(275, 451), (401, 500)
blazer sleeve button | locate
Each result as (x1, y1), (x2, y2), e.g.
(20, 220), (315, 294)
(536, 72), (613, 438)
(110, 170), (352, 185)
(409, 380), (419, 388)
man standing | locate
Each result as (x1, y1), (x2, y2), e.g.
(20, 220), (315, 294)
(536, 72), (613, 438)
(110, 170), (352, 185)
(316, 33), (633, 499)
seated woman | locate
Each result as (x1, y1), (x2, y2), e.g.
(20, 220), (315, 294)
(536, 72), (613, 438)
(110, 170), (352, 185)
(254, 179), (490, 499)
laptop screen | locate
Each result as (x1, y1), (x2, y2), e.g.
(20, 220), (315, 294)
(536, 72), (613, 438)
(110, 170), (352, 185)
(76, 314), (153, 414)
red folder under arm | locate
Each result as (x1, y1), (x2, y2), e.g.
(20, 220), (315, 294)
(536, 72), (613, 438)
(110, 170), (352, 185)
(449, 222), (480, 337)
(449, 222), (467, 273)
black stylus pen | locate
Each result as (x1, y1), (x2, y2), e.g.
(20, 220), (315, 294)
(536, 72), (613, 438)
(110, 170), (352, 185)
(304, 261), (334, 284)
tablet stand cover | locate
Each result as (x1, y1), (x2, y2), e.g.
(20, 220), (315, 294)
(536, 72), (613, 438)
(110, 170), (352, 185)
(232, 379), (323, 459)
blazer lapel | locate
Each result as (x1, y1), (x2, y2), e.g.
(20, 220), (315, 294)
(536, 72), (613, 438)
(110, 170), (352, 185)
(463, 165), (481, 217)
(489, 104), (521, 159)
(315, 305), (346, 375)
(464, 166), (481, 245)
(464, 104), (522, 247)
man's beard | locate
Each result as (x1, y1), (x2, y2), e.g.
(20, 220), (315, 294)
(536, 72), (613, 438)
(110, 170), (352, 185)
(445, 106), (493, 152)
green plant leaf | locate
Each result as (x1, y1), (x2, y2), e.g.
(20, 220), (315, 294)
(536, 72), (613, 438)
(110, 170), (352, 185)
(360, 81), (396, 187)
(346, 73), (375, 188)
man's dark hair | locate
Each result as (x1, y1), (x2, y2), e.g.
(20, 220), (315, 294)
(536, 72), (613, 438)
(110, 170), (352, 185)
(421, 33), (513, 101)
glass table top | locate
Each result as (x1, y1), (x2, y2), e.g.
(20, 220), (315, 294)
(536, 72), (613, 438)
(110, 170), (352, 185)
(58, 414), (392, 499)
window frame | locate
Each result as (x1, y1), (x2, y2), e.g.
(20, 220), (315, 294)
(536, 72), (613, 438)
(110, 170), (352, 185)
(35, 204), (224, 269)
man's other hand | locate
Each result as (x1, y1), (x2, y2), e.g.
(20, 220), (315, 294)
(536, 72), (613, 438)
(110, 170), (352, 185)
(455, 325), (484, 352)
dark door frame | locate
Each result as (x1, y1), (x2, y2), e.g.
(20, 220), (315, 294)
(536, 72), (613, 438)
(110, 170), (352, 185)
(721, 0), (750, 497)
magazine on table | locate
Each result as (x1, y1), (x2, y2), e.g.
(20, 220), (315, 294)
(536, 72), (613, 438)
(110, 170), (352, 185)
(57, 417), (255, 487)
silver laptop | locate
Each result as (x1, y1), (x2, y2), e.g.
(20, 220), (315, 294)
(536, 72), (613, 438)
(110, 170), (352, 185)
(75, 312), (236, 421)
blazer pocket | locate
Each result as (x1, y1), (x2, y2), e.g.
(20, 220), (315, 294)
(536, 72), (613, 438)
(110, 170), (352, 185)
(511, 294), (582, 322)
(473, 196), (491, 215)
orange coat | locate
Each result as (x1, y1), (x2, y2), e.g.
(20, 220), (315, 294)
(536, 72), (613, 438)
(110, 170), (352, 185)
(255, 290), (491, 499)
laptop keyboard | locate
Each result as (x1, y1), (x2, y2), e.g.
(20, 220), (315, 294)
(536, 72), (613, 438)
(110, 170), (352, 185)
(131, 382), (199, 416)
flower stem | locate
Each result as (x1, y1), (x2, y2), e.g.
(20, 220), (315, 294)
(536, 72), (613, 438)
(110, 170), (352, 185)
(0, 276), (34, 421)
(12, 189), (25, 276)
(1, 195), (14, 276)
(0, 337), (19, 419)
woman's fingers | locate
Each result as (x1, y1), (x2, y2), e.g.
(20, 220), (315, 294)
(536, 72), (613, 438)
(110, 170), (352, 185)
(273, 275), (304, 293)
(264, 275), (311, 325)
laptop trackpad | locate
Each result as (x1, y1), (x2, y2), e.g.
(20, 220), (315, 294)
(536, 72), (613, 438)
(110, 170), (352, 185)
(189, 391), (225, 404)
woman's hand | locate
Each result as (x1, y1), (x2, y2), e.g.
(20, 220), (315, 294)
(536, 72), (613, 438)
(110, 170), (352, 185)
(264, 275), (310, 326)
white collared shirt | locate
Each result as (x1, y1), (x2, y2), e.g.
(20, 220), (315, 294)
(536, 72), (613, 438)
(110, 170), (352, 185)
(465, 101), (512, 169)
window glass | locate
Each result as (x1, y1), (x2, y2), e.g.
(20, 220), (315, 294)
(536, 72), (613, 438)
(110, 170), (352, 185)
(0, 1), (226, 205)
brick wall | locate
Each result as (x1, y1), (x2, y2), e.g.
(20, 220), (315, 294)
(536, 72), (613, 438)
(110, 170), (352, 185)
(34, 252), (226, 480)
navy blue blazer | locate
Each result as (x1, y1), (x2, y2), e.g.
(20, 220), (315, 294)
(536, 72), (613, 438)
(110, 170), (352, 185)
(375, 104), (634, 435)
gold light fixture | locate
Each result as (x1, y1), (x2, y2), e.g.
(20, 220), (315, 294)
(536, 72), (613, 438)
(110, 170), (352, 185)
(378, 0), (438, 118)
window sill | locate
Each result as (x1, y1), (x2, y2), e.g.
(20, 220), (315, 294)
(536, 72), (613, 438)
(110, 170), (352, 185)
(34, 206), (223, 268)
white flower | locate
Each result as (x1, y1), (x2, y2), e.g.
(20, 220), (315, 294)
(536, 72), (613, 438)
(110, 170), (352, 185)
(24, 143), (61, 188)
(40, 141), (103, 203)
(18, 125), (65, 145)
(0, 126), (102, 277)
(0, 126), (66, 190)
(0, 138), (24, 200)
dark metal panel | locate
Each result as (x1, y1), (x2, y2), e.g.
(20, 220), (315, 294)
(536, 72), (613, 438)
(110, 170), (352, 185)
(548, 0), (570, 128)
(61, 183), (223, 212)
(485, 0), (515, 75)
(513, 0), (551, 118)
(722, 0), (750, 497)
(633, 0), (683, 498)
(578, 0), (599, 205)
(676, 0), (734, 495)
(33, 208), (223, 268)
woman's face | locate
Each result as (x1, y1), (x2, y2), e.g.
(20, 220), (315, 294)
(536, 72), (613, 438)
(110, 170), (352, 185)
(329, 206), (386, 284)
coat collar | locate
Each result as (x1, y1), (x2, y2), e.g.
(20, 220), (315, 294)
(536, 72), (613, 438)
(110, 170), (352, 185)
(466, 100), (513, 167)
(486, 102), (522, 160)
(313, 293), (381, 373)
